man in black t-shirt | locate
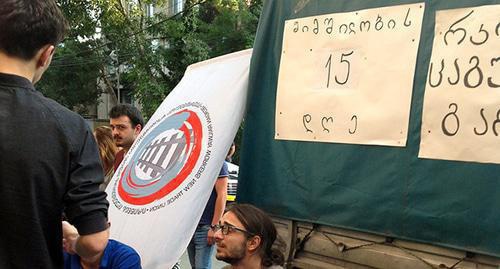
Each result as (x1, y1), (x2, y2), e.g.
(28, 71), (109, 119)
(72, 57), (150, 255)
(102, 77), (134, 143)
(0, 1), (109, 268)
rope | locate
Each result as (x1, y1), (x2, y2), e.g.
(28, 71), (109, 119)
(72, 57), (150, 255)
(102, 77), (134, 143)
(314, 231), (470, 269)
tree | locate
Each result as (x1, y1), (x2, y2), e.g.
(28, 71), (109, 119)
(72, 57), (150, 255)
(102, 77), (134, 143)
(37, 1), (104, 116)
(38, 40), (102, 115)
(131, 0), (263, 117)
(40, 0), (261, 120)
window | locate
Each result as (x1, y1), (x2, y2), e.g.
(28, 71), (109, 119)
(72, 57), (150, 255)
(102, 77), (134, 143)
(173, 0), (183, 14)
(146, 4), (154, 17)
(114, 88), (133, 104)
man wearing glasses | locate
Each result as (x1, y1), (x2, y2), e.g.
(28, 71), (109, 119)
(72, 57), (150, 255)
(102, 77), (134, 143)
(212, 204), (285, 269)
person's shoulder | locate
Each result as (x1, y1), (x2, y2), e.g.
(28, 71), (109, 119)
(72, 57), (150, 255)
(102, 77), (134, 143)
(48, 99), (86, 126)
(105, 239), (141, 268)
(36, 93), (92, 146)
(34, 91), (89, 132)
(32, 90), (80, 119)
(218, 161), (229, 178)
(108, 239), (138, 253)
(19, 87), (87, 131)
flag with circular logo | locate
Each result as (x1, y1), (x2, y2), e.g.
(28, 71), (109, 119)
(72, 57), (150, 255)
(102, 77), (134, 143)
(107, 49), (252, 268)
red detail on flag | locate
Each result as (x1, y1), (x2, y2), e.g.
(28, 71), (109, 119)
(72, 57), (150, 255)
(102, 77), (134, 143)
(118, 109), (203, 205)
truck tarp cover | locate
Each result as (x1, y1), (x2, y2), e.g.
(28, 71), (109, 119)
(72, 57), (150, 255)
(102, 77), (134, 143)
(238, 0), (500, 257)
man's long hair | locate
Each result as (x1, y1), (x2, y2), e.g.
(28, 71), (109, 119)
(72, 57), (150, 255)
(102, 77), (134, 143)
(228, 204), (285, 267)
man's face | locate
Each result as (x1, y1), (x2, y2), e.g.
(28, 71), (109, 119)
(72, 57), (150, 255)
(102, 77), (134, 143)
(214, 211), (249, 264)
(110, 115), (141, 149)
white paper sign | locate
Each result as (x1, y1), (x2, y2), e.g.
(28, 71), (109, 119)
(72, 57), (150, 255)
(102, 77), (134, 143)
(275, 3), (425, 147)
(419, 5), (500, 164)
(107, 49), (251, 268)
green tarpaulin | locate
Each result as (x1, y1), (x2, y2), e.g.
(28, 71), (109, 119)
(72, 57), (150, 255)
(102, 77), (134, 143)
(238, 0), (500, 257)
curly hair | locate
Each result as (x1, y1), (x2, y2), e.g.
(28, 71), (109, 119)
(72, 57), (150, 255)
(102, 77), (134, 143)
(109, 104), (144, 128)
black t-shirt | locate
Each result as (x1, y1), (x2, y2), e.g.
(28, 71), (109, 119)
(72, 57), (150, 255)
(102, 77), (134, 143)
(0, 73), (109, 268)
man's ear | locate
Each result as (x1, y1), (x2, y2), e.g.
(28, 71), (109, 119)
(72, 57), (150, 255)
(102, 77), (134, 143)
(247, 235), (262, 252)
(37, 45), (55, 68)
(134, 124), (142, 135)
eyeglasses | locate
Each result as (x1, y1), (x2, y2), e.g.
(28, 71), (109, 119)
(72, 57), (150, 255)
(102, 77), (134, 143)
(211, 223), (256, 237)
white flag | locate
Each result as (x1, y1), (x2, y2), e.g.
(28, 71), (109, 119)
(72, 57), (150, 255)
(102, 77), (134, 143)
(107, 49), (252, 268)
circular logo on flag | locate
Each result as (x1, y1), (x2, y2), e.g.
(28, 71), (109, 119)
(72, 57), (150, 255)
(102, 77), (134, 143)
(117, 108), (203, 205)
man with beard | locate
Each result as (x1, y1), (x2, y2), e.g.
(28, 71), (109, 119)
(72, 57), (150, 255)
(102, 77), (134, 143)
(109, 104), (186, 269)
(109, 104), (144, 171)
(213, 204), (284, 269)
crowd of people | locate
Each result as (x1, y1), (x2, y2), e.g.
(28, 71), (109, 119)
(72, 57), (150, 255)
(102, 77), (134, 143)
(0, 0), (284, 268)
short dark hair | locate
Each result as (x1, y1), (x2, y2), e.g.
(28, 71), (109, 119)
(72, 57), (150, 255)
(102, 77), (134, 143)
(0, 0), (68, 60)
(228, 204), (284, 267)
(109, 104), (145, 128)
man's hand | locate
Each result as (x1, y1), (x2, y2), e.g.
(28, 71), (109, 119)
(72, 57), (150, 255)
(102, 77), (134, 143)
(62, 221), (79, 254)
(207, 228), (216, 245)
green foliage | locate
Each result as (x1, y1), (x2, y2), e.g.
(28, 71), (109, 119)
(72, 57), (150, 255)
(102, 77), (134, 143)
(40, 0), (261, 121)
(130, 0), (262, 119)
(37, 40), (101, 116)
(37, 1), (101, 115)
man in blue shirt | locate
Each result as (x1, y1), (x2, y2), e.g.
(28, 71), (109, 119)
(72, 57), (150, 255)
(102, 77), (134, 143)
(187, 162), (229, 268)
(63, 222), (141, 269)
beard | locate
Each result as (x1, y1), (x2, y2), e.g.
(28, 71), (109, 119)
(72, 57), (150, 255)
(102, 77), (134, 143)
(113, 136), (132, 148)
(216, 241), (246, 264)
